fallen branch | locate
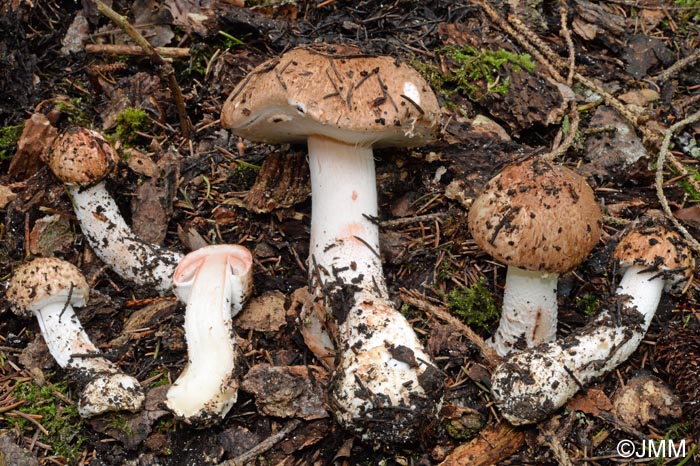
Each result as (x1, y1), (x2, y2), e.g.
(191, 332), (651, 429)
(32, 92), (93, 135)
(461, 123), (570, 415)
(654, 48), (700, 82)
(85, 44), (191, 58)
(655, 109), (700, 256)
(399, 289), (501, 367)
(95, 0), (193, 138)
(439, 423), (525, 466)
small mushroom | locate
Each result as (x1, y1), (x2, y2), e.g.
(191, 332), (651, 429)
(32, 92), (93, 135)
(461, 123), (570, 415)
(45, 126), (183, 292)
(468, 158), (602, 356)
(221, 46), (443, 443)
(490, 221), (693, 425)
(6, 257), (145, 417)
(165, 244), (253, 424)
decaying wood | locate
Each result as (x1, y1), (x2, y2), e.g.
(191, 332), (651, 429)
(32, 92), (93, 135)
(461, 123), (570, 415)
(439, 423), (526, 466)
(85, 44), (191, 58)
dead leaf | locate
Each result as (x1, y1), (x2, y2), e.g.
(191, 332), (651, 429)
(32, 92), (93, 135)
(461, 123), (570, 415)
(618, 89), (659, 107)
(60, 10), (89, 55)
(579, 106), (648, 179)
(28, 214), (74, 257)
(126, 148), (159, 177)
(240, 364), (329, 420)
(439, 423), (525, 466)
(297, 287), (336, 370)
(237, 290), (287, 332)
(566, 387), (613, 416)
(0, 185), (17, 208)
(277, 420), (330, 455)
(623, 35), (673, 80)
(8, 113), (57, 180)
(674, 204), (700, 228)
(108, 300), (178, 348)
(99, 72), (164, 131)
(131, 151), (178, 245)
(219, 425), (262, 457)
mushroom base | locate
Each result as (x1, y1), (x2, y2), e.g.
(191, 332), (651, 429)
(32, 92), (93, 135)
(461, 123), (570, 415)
(491, 266), (663, 424)
(329, 297), (443, 443)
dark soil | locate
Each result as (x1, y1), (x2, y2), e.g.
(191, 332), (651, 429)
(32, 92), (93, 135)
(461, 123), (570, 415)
(1, 0), (699, 465)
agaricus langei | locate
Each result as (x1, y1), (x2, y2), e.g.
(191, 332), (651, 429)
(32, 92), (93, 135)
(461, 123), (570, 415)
(6, 257), (145, 417)
(45, 126), (183, 293)
(166, 244), (254, 424)
(491, 220), (693, 424)
(467, 158), (602, 356)
(221, 46), (443, 442)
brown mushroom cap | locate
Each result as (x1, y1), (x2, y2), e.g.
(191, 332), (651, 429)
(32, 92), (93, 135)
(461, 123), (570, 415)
(467, 158), (602, 273)
(46, 126), (119, 186)
(221, 46), (440, 147)
(613, 223), (694, 292)
(6, 257), (89, 317)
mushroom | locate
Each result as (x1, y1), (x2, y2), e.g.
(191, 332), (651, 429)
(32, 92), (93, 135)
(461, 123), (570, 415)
(467, 158), (602, 356)
(221, 46), (443, 442)
(45, 126), (183, 293)
(491, 221), (693, 425)
(6, 257), (145, 417)
(165, 244), (253, 423)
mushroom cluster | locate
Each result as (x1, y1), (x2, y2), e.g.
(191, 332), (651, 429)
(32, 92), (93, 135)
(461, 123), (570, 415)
(491, 220), (693, 424)
(6, 258), (145, 417)
(221, 45), (443, 442)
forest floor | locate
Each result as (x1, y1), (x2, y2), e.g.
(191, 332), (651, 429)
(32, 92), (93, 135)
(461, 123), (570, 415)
(1, 0), (699, 465)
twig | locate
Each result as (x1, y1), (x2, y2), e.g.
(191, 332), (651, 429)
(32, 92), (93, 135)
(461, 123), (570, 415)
(655, 109), (700, 255)
(85, 44), (191, 58)
(399, 289), (501, 367)
(559, 0), (575, 86)
(95, 0), (193, 138)
(379, 212), (447, 228)
(653, 48), (700, 82)
(218, 419), (301, 466)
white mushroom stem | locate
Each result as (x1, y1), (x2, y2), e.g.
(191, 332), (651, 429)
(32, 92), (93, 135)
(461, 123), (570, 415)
(33, 301), (144, 417)
(491, 265), (664, 425)
(490, 266), (559, 356)
(307, 136), (439, 442)
(68, 183), (183, 293)
(166, 245), (252, 423)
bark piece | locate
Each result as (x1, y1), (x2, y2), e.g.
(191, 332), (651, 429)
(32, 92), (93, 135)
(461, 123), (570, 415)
(240, 364), (329, 420)
(439, 423), (525, 466)
(243, 151), (310, 213)
(8, 113), (57, 180)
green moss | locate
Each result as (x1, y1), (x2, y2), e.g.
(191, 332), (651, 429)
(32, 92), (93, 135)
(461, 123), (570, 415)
(0, 123), (23, 161)
(147, 368), (170, 388)
(115, 107), (151, 144)
(447, 279), (499, 330)
(9, 379), (85, 461)
(414, 45), (535, 102)
(55, 97), (92, 127)
(575, 293), (600, 317)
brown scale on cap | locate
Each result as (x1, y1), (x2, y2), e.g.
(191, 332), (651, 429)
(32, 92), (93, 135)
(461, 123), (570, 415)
(221, 45), (440, 147)
(6, 257), (89, 317)
(468, 158), (603, 273)
(45, 126), (119, 187)
(613, 223), (694, 292)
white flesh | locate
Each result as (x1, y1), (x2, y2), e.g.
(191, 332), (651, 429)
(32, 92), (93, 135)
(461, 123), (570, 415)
(166, 246), (251, 422)
(307, 136), (437, 440)
(68, 183), (183, 293)
(490, 266), (559, 356)
(491, 265), (664, 424)
(34, 301), (144, 417)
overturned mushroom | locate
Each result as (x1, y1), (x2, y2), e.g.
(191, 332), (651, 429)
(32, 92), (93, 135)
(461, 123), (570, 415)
(468, 158), (602, 356)
(6, 257), (145, 417)
(45, 126), (182, 292)
(165, 244), (253, 423)
(221, 45), (443, 442)
(491, 221), (693, 425)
